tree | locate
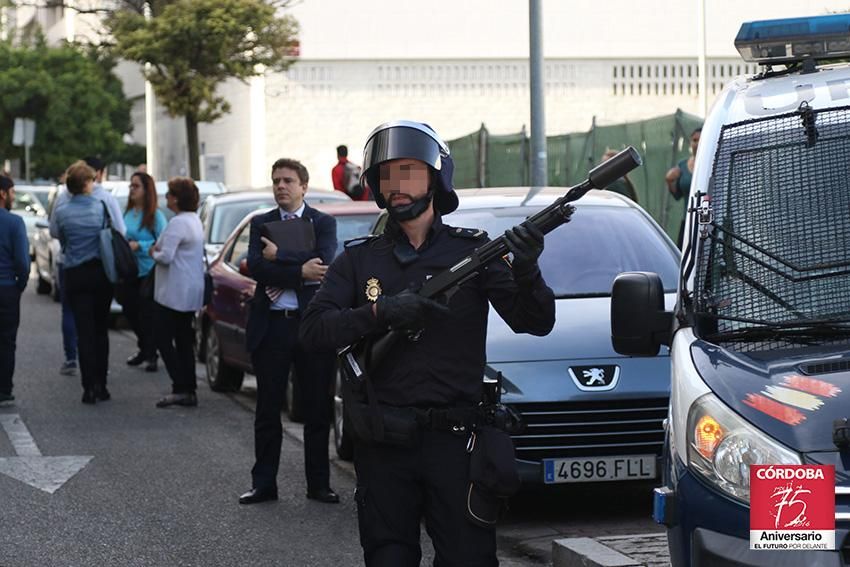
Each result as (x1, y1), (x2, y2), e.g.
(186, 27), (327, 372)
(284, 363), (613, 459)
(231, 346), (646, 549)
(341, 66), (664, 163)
(0, 36), (135, 178)
(108, 0), (299, 179)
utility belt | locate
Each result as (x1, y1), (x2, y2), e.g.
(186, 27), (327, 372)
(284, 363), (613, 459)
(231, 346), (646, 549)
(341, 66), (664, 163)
(347, 401), (480, 448)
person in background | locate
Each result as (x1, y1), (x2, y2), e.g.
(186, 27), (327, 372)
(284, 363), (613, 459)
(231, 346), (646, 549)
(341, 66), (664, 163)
(601, 149), (638, 203)
(238, 158), (338, 506)
(0, 175), (29, 405)
(150, 177), (205, 408)
(123, 171), (167, 372)
(52, 156), (125, 377)
(332, 145), (369, 201)
(665, 128), (701, 246)
(50, 161), (114, 404)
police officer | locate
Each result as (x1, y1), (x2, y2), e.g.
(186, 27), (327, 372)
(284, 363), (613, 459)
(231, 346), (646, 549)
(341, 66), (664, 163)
(300, 121), (555, 566)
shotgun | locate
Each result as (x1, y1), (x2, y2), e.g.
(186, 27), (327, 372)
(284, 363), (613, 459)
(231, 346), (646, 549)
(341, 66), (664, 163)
(340, 146), (642, 385)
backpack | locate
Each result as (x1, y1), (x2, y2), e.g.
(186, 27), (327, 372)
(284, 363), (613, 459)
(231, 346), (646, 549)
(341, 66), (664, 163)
(342, 161), (364, 199)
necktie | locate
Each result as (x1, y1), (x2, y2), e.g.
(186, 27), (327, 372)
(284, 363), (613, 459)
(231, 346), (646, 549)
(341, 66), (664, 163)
(265, 212), (297, 303)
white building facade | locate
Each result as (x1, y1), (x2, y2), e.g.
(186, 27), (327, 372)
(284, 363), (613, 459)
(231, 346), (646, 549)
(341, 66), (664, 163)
(3, 0), (845, 187)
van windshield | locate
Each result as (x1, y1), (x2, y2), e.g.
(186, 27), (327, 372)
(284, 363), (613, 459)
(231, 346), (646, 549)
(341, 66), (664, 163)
(694, 107), (850, 342)
(447, 205), (680, 297)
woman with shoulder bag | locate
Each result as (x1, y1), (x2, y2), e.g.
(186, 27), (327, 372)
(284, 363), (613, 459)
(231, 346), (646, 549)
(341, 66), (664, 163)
(150, 177), (205, 408)
(49, 161), (114, 404)
(123, 171), (167, 372)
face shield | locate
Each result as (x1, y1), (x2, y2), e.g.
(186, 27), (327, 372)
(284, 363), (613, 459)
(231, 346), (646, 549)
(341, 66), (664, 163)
(362, 121), (458, 215)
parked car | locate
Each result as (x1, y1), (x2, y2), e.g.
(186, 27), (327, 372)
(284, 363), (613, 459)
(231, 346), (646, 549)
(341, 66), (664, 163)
(613, 15), (850, 565)
(335, 187), (681, 474)
(199, 201), (380, 418)
(11, 186), (49, 260)
(198, 189), (352, 261)
(32, 186), (63, 298)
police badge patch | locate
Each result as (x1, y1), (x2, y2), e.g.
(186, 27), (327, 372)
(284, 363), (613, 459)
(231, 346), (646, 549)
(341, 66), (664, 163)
(365, 278), (382, 302)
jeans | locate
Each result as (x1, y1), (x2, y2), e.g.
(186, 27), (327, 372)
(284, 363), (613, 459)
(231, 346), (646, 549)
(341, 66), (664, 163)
(58, 265), (78, 362)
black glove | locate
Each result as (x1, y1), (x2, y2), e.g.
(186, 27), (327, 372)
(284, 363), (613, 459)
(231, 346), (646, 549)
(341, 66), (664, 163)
(376, 290), (450, 333)
(504, 223), (545, 281)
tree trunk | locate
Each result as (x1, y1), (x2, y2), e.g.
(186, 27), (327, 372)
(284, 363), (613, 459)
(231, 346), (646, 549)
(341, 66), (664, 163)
(186, 114), (200, 180)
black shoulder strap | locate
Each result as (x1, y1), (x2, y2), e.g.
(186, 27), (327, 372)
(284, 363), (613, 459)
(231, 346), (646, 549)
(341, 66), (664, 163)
(100, 200), (112, 229)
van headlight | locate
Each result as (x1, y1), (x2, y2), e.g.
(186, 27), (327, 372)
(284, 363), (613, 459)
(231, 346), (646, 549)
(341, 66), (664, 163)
(687, 393), (801, 503)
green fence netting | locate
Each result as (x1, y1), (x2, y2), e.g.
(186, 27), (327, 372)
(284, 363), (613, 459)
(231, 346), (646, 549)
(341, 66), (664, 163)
(448, 109), (703, 242)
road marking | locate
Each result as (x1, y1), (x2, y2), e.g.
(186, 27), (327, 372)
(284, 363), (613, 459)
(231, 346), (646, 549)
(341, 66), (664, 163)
(0, 414), (92, 494)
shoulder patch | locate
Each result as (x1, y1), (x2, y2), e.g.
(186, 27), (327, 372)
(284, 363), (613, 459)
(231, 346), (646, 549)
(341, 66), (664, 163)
(446, 226), (488, 240)
(344, 235), (380, 249)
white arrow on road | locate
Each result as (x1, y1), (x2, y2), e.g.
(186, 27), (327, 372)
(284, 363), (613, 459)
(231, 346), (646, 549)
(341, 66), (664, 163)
(0, 414), (92, 494)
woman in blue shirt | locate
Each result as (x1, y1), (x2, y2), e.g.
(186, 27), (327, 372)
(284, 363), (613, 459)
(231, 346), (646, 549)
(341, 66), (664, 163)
(122, 171), (167, 372)
(49, 161), (113, 404)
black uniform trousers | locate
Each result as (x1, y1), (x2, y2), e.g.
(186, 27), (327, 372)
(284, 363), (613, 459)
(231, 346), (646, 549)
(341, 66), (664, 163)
(64, 260), (112, 393)
(121, 275), (157, 361)
(353, 431), (498, 567)
(250, 313), (335, 492)
(0, 285), (22, 396)
(154, 303), (196, 394)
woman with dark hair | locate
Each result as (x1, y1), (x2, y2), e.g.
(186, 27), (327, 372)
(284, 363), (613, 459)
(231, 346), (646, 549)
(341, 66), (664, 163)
(123, 171), (167, 372)
(150, 177), (204, 408)
(50, 161), (113, 404)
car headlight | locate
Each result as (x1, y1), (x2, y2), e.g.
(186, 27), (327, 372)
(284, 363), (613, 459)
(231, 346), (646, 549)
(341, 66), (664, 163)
(686, 392), (801, 503)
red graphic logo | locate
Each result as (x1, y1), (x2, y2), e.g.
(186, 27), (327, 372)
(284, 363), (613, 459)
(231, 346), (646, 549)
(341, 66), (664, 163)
(750, 465), (835, 550)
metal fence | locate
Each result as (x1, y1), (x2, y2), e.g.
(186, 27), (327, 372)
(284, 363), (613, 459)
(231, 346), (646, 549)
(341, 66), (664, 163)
(447, 109), (703, 241)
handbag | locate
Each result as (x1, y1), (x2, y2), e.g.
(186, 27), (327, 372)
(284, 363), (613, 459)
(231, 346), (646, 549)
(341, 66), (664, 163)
(99, 202), (138, 285)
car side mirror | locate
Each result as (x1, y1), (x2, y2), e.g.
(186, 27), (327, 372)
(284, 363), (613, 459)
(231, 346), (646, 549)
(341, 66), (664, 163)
(238, 258), (250, 277)
(35, 219), (49, 229)
(610, 272), (673, 356)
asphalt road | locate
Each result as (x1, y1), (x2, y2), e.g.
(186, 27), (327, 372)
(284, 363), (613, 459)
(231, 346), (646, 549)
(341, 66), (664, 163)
(2, 281), (548, 567)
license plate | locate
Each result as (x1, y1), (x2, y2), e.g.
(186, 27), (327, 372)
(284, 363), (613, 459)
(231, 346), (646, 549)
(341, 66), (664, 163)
(543, 455), (656, 484)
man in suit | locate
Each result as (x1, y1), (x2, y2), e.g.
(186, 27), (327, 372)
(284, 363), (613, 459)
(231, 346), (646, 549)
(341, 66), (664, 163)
(239, 158), (340, 505)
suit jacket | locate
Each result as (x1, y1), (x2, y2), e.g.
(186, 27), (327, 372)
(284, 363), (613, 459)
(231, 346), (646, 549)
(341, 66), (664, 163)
(245, 204), (337, 352)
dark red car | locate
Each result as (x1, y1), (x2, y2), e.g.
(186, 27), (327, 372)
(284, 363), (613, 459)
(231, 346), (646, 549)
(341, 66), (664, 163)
(198, 201), (379, 418)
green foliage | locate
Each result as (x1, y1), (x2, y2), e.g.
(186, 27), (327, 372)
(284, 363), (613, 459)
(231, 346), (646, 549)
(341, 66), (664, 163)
(109, 0), (298, 123)
(0, 38), (135, 178)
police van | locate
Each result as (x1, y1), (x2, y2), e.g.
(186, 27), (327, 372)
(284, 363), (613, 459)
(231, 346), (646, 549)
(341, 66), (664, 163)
(610, 15), (850, 565)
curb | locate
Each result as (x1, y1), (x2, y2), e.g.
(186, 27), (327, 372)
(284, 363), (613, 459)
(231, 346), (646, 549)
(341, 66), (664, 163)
(552, 538), (642, 567)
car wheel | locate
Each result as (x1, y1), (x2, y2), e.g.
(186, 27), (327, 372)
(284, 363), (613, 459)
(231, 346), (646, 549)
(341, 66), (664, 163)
(36, 275), (51, 295)
(286, 368), (304, 423)
(205, 327), (244, 392)
(194, 313), (207, 362)
(333, 371), (354, 461)
(50, 262), (60, 302)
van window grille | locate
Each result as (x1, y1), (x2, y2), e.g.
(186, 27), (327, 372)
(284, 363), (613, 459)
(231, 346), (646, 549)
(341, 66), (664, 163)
(695, 105), (850, 341)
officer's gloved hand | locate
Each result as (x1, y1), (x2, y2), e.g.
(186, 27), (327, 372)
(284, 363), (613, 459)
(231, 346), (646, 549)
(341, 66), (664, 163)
(376, 290), (450, 333)
(504, 223), (545, 285)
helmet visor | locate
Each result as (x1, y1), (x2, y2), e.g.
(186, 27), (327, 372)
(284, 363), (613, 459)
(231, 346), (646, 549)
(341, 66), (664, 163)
(362, 121), (446, 173)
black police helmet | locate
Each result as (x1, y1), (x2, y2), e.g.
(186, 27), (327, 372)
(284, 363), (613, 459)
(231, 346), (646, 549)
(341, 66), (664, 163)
(361, 121), (458, 215)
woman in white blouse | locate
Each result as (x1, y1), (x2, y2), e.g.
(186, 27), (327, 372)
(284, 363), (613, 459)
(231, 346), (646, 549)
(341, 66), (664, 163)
(150, 177), (205, 408)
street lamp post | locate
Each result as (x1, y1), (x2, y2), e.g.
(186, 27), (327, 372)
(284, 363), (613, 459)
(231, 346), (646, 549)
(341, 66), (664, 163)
(529, 0), (547, 187)
(144, 2), (157, 178)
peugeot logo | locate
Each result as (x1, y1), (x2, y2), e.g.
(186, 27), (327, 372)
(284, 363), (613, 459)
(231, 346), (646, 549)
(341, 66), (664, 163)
(568, 365), (620, 391)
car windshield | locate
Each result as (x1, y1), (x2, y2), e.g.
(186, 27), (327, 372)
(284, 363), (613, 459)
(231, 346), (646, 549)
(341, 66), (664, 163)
(12, 192), (45, 216)
(334, 214), (379, 257)
(446, 205), (680, 297)
(210, 199), (275, 244)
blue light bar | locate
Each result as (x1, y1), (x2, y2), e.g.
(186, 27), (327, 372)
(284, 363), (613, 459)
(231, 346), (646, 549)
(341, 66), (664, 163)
(735, 14), (850, 64)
